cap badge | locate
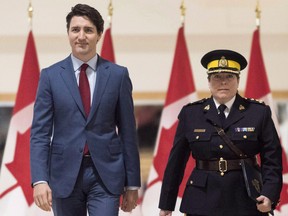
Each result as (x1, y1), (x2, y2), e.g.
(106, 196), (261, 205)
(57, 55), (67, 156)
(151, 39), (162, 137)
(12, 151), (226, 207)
(219, 56), (228, 67)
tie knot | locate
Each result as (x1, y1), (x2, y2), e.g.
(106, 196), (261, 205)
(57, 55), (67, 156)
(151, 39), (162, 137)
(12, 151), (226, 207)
(218, 104), (227, 112)
(81, 63), (89, 72)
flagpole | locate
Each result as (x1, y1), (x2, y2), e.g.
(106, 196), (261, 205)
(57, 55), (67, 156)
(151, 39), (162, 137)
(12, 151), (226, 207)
(100, 0), (116, 63)
(255, 0), (261, 29)
(142, 1), (197, 215)
(107, 0), (113, 27)
(28, 0), (33, 30)
(180, 0), (186, 26)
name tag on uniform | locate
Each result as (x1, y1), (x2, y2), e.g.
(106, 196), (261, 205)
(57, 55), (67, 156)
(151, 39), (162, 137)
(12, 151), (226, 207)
(235, 127), (255, 132)
(194, 129), (206, 132)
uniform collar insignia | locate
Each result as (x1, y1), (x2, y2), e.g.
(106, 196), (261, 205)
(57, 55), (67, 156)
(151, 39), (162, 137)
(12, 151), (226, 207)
(204, 105), (210, 111)
(239, 104), (245, 110)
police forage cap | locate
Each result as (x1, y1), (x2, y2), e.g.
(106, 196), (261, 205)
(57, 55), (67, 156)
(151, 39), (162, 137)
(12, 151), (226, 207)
(201, 49), (247, 74)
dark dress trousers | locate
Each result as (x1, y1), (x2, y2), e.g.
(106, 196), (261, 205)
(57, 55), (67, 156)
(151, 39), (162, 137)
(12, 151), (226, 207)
(159, 94), (282, 216)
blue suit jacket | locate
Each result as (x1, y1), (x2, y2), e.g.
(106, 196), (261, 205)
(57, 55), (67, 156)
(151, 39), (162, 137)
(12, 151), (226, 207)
(30, 55), (141, 198)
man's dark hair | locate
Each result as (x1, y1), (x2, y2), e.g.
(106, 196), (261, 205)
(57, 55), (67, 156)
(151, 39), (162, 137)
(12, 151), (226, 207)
(66, 4), (104, 33)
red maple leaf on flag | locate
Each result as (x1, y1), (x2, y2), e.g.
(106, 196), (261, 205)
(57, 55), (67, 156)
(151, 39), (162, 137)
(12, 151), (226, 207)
(151, 26), (196, 196)
(147, 123), (178, 188)
(0, 31), (40, 212)
(142, 26), (197, 215)
(4, 129), (33, 205)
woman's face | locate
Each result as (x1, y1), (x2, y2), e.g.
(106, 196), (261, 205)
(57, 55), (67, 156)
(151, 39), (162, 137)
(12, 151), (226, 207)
(208, 73), (239, 104)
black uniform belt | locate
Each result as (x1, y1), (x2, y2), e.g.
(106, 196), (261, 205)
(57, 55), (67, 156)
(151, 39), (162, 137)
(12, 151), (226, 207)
(196, 158), (257, 173)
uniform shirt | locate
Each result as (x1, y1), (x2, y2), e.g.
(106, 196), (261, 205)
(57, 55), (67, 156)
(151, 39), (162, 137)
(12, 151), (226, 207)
(213, 96), (236, 118)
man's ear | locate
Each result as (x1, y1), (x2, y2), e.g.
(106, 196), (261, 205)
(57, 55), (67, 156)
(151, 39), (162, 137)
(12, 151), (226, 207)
(97, 33), (103, 42)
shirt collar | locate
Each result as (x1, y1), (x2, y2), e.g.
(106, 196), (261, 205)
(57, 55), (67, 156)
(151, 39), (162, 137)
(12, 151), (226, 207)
(71, 54), (98, 71)
(213, 96), (236, 112)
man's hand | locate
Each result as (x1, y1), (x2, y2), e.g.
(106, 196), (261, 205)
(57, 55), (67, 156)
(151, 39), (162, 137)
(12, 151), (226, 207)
(33, 183), (52, 211)
(120, 190), (138, 212)
(256, 195), (272, 213)
(159, 209), (172, 216)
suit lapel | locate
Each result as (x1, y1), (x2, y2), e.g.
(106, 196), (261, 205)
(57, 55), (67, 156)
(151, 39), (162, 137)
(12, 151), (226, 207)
(87, 57), (111, 122)
(59, 56), (86, 118)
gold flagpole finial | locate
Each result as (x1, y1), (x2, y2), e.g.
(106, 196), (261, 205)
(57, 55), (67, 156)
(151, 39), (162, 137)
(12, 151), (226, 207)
(180, 0), (186, 26)
(28, 1), (33, 29)
(108, 0), (113, 26)
(255, 0), (261, 29)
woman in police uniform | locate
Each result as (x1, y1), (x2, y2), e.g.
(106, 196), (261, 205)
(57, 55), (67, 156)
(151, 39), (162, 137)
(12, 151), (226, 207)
(158, 49), (282, 216)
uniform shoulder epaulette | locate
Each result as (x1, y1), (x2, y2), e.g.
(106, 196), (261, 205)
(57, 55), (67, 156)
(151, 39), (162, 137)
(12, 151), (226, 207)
(244, 97), (265, 105)
(186, 98), (209, 106)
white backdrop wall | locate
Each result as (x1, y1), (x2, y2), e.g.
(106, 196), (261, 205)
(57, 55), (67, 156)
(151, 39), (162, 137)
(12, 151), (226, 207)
(0, 0), (287, 102)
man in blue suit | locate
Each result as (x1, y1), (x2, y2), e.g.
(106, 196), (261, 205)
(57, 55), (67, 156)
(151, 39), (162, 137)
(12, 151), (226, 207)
(30, 4), (141, 216)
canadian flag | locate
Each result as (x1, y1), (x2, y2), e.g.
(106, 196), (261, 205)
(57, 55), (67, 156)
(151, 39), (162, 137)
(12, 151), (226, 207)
(0, 31), (51, 215)
(141, 26), (197, 215)
(244, 29), (288, 215)
(101, 27), (116, 63)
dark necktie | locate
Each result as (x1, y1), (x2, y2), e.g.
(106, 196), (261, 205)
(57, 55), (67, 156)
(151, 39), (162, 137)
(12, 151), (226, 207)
(79, 63), (90, 116)
(79, 63), (90, 155)
(218, 104), (227, 127)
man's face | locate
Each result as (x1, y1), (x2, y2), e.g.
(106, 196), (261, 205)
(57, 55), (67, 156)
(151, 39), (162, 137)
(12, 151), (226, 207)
(208, 73), (239, 104)
(68, 16), (102, 62)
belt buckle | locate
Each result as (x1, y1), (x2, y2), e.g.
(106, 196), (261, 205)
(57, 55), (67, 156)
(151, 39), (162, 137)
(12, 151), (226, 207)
(219, 157), (227, 176)
(217, 128), (225, 135)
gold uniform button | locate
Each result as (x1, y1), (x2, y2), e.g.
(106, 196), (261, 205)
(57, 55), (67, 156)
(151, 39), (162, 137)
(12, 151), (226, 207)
(243, 135), (247, 139)
(190, 180), (193, 184)
(196, 136), (199, 140)
(219, 145), (224, 149)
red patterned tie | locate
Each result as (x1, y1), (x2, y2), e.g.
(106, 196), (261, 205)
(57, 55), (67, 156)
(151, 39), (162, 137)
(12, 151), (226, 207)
(79, 63), (90, 155)
(79, 63), (90, 116)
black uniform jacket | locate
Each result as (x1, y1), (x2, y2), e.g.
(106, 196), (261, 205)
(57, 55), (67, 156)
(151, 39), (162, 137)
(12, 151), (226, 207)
(159, 94), (282, 216)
